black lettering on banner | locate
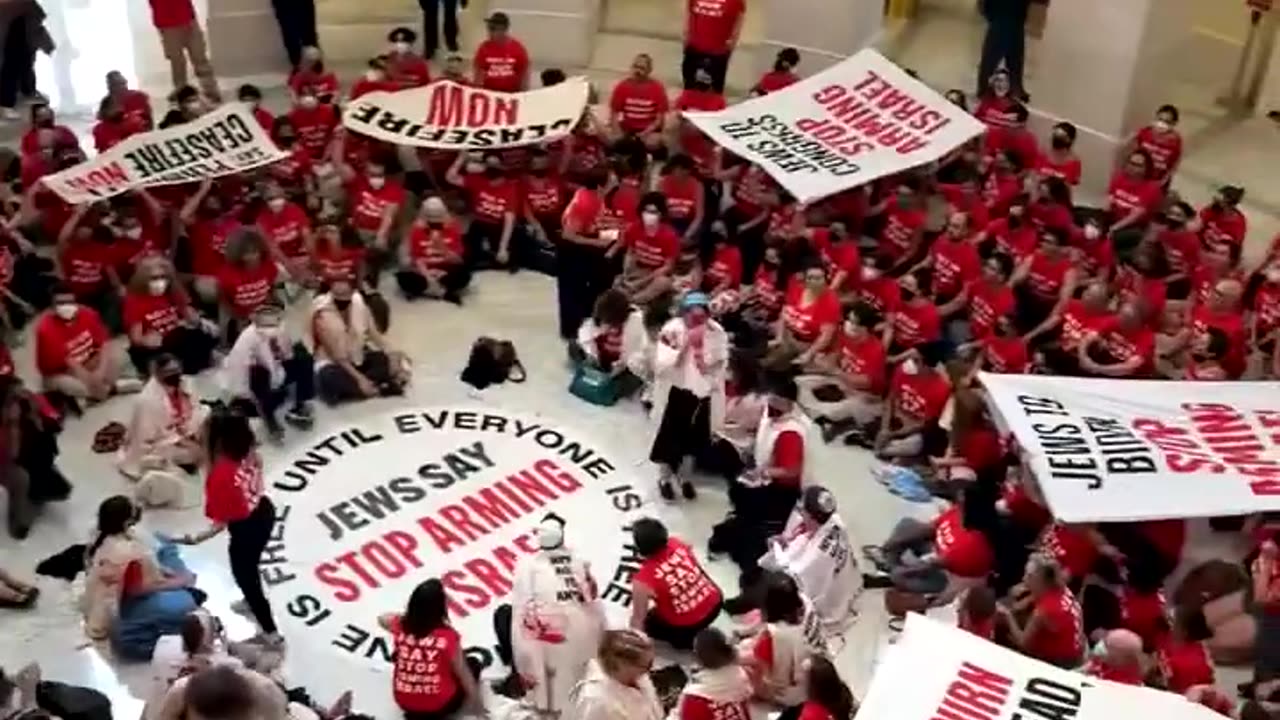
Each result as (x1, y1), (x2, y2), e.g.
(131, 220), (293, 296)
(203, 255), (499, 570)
(376, 114), (410, 135)
(1013, 676), (1082, 720)
(1017, 395), (1105, 490)
(286, 592), (333, 627)
(349, 104), (379, 126)
(224, 114), (254, 144)
(333, 623), (395, 662)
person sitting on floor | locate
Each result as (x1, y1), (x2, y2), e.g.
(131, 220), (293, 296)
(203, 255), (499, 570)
(630, 517), (723, 650)
(0, 376), (69, 540)
(1000, 556), (1085, 669)
(35, 285), (140, 403)
(572, 289), (645, 398)
(224, 303), (315, 442)
(672, 628), (753, 720)
(741, 572), (828, 708)
(1083, 628), (1144, 685)
(152, 664), (288, 720)
(796, 303), (887, 445)
(311, 279), (410, 405)
(759, 486), (860, 635)
(874, 343), (951, 462)
(397, 196), (471, 305)
(119, 354), (207, 488)
(123, 256), (219, 376)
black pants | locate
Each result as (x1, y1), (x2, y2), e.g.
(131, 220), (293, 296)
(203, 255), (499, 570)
(649, 387), (712, 471)
(643, 604), (721, 650)
(5, 255), (55, 328)
(493, 603), (515, 667)
(554, 243), (611, 340)
(0, 17), (36, 109)
(241, 343), (315, 432)
(402, 690), (465, 720)
(978, 14), (1026, 95)
(316, 351), (398, 404)
(269, 0), (319, 67)
(128, 325), (218, 377)
(228, 497), (278, 634)
(465, 221), (524, 270)
(711, 483), (800, 573)
(419, 0), (460, 57)
(681, 47), (730, 93)
(396, 265), (472, 299)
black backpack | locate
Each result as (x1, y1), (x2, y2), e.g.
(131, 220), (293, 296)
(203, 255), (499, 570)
(461, 337), (526, 390)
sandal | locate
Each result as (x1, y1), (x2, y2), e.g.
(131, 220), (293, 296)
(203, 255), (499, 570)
(887, 615), (905, 633)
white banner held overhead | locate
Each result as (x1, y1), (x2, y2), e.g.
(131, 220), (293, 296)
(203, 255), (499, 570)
(683, 49), (985, 204)
(343, 78), (590, 150)
(861, 614), (1224, 720)
(980, 372), (1280, 522)
(42, 103), (287, 205)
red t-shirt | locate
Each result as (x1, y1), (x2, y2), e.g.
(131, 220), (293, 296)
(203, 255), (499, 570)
(594, 325), (624, 365)
(60, 241), (115, 298)
(930, 238), (980, 298)
(1253, 282), (1280, 337)
(204, 453), (264, 524)
(1037, 523), (1098, 580)
(523, 174), (566, 220)
(706, 244), (742, 289)
(674, 90), (726, 175)
(20, 125), (77, 158)
(890, 367), (949, 424)
(624, 222), (680, 269)
(770, 430), (805, 484)
(983, 126), (1039, 168)
(1120, 587), (1168, 648)
(1095, 317), (1156, 375)
(967, 279), (1016, 340)
(1035, 151), (1082, 186)
(1191, 306), (1247, 377)
(974, 95), (1019, 128)
(389, 618), (462, 713)
(269, 146), (313, 191)
(1114, 269), (1166, 323)
(116, 89), (153, 130)
(959, 610), (997, 641)
(1025, 250), (1073, 302)
(933, 506), (994, 578)
(219, 262), (278, 318)
(610, 78), (670, 134)
(1108, 172), (1162, 220)
(679, 693), (750, 720)
(1159, 228), (1200, 276)
(755, 70), (798, 94)
(463, 175), (521, 225)
(1084, 658), (1143, 686)
(1199, 205), (1247, 249)
(857, 275), (901, 317)
(879, 206), (926, 260)
(1059, 300), (1111, 353)
(1075, 235), (1115, 280)
(660, 173), (702, 222)
(817, 237), (860, 293)
(288, 69), (340, 101)
(388, 54), (432, 88)
(92, 118), (145, 153)
(349, 178), (406, 233)
(982, 334), (1029, 373)
(1155, 637), (1215, 693)
(123, 292), (187, 337)
(984, 218), (1037, 262)
(562, 188), (604, 237)
(257, 202), (310, 259)
(685, 0), (745, 53)
(836, 333), (887, 395)
(891, 301), (941, 349)
(408, 221), (465, 269)
(188, 215), (239, 277)
(313, 244), (362, 283)
(633, 539), (722, 626)
(956, 426), (1005, 474)
(797, 702), (834, 720)
(147, 0), (194, 28)
(35, 307), (108, 377)
(781, 285), (840, 343)
(751, 266), (784, 315)
(287, 103), (338, 159)
(1134, 126), (1183, 178)
(473, 37), (529, 92)
(982, 171), (1021, 217)
(252, 106), (275, 131)
(1003, 482), (1052, 533)
(1026, 586), (1083, 666)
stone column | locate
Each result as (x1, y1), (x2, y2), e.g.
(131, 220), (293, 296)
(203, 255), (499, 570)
(755, 0), (882, 77)
(205, 0), (290, 82)
(315, 0), (421, 66)
(1029, 0), (1196, 191)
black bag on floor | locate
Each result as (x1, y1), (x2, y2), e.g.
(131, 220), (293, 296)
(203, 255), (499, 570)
(37, 680), (112, 720)
(461, 337), (527, 390)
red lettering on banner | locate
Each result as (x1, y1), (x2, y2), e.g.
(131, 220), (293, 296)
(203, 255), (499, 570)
(1132, 406), (1280, 493)
(930, 661), (1013, 720)
(807, 73), (948, 155)
(427, 85), (521, 128)
(428, 84), (464, 126)
(64, 161), (130, 194)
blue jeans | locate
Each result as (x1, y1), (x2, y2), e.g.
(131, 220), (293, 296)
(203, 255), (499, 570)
(112, 539), (197, 661)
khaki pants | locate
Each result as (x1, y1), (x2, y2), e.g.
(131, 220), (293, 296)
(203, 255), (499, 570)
(42, 345), (126, 399)
(158, 23), (220, 100)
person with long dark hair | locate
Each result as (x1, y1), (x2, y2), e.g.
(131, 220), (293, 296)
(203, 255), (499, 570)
(378, 579), (481, 719)
(781, 655), (856, 720)
(174, 407), (281, 647)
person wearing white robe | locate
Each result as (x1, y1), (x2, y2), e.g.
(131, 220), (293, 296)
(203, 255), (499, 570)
(570, 629), (664, 720)
(118, 353), (207, 487)
(739, 572), (828, 707)
(760, 486), (861, 635)
(498, 515), (605, 718)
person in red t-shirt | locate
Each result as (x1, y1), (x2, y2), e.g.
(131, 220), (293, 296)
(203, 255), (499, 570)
(473, 13), (529, 92)
(397, 197), (471, 304)
(146, 0), (220, 102)
(92, 96), (146, 153)
(974, 70), (1020, 127)
(975, 313), (1029, 374)
(752, 48), (799, 96)
(885, 269), (941, 360)
(1124, 104), (1183, 186)
(342, 159), (404, 280)
(123, 256), (217, 375)
(286, 88), (338, 160)
(310, 222), (366, 288)
(877, 344), (951, 461)
(288, 46), (339, 104)
(178, 179), (241, 304)
(791, 657), (856, 720)
(385, 27), (433, 88)
(922, 212), (981, 315)
(682, 0), (745, 93)
(958, 586), (1000, 641)
(174, 410), (280, 644)
(658, 154), (705, 244)
(863, 485), (994, 599)
(609, 54), (669, 149)
(673, 70), (726, 178)
(1037, 121), (1082, 186)
(964, 253), (1017, 341)
(796, 304), (887, 442)
(1013, 226), (1079, 342)
(1197, 185), (1247, 252)
(104, 71), (154, 131)
(874, 181), (927, 272)
(256, 185), (313, 280)
(774, 261), (841, 368)
(1004, 557), (1084, 668)
(676, 629), (753, 720)
(1108, 149), (1164, 236)
(377, 579), (482, 718)
(35, 286), (132, 401)
(56, 207), (125, 326)
(522, 146), (568, 248)
(1079, 301), (1155, 378)
(1155, 605), (1216, 693)
(612, 193), (679, 304)
(218, 229), (281, 332)
(447, 152), (523, 270)
(982, 103), (1038, 170)
(630, 518), (722, 649)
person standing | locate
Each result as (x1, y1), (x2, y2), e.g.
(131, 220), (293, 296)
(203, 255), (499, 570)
(145, 0), (221, 101)
(419, 0), (461, 59)
(0, 0), (52, 121)
(682, 0), (744, 93)
(977, 0), (1030, 98)
(268, 0), (318, 68)
(175, 407), (282, 647)
(473, 13), (529, 92)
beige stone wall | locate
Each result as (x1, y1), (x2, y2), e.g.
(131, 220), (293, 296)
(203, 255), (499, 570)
(316, 0), (422, 64)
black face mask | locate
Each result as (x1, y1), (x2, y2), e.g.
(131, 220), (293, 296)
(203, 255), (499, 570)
(426, 221), (444, 230)
(278, 136), (297, 147)
(333, 298), (352, 311)
(484, 167), (502, 179)
(160, 373), (182, 388)
(901, 288), (917, 301)
(35, 117), (53, 128)
(530, 166), (548, 177)
(1051, 136), (1071, 150)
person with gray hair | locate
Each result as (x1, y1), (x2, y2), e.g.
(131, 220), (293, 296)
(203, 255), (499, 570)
(397, 196), (471, 305)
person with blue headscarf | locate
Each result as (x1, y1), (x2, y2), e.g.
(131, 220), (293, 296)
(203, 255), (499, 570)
(647, 291), (728, 501)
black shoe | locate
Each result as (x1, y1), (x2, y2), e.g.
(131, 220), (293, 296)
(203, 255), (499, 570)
(681, 481), (697, 500)
(862, 572), (894, 589)
(443, 290), (463, 305)
(492, 672), (525, 700)
(843, 430), (874, 448)
(284, 405), (314, 430)
(659, 481), (675, 501)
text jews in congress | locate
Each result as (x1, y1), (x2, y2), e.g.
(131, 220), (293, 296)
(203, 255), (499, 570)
(264, 407), (651, 673)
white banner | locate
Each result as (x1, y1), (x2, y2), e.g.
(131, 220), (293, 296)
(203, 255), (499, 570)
(43, 103), (286, 204)
(684, 49), (984, 204)
(980, 372), (1280, 522)
(861, 614), (1223, 720)
(342, 78), (590, 149)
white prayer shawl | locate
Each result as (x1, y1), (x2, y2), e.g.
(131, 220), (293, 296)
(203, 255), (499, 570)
(753, 595), (829, 706)
(649, 317), (728, 444)
(509, 548), (605, 716)
(570, 659), (664, 720)
(118, 377), (207, 480)
(761, 511), (861, 635)
(310, 291), (373, 366)
(222, 324), (291, 398)
(751, 408), (819, 487)
(667, 665), (753, 720)
(620, 309), (652, 380)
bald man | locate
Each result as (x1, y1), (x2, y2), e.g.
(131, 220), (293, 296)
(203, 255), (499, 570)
(1189, 278), (1247, 378)
(1084, 629), (1144, 685)
(1079, 301), (1155, 378)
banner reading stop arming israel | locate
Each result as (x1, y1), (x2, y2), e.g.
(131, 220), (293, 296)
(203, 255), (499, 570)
(683, 49), (985, 204)
(980, 372), (1280, 522)
(42, 103), (287, 205)
(342, 78), (590, 150)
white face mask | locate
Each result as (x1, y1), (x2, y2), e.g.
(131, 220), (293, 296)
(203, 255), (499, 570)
(861, 265), (880, 281)
(122, 226), (142, 240)
(535, 519), (564, 550)
(1083, 224), (1101, 241)
(393, 41), (412, 54)
(901, 358), (920, 376)
(368, 176), (385, 190)
(365, 70), (382, 82)
(641, 210), (660, 230)
(55, 302), (76, 320)
(299, 96), (318, 110)
(1267, 269), (1280, 284)
(268, 198), (286, 212)
(465, 161), (484, 175)
(314, 162), (334, 178)
(148, 278), (168, 296)
(843, 321), (858, 335)
(1154, 120), (1172, 133)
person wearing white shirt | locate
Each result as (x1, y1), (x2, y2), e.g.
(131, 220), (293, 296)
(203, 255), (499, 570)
(223, 303), (314, 442)
(569, 629), (663, 720)
(648, 291), (727, 500)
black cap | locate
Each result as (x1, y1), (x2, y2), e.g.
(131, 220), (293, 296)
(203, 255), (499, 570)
(388, 26), (417, 43)
(486, 11), (510, 27)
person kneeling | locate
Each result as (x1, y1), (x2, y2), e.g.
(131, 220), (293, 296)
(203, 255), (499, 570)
(630, 517), (723, 650)
(223, 304), (315, 442)
(572, 289), (646, 398)
(311, 280), (410, 405)
(397, 197), (471, 305)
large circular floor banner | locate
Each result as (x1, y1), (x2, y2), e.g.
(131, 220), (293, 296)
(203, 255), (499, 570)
(262, 406), (651, 673)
